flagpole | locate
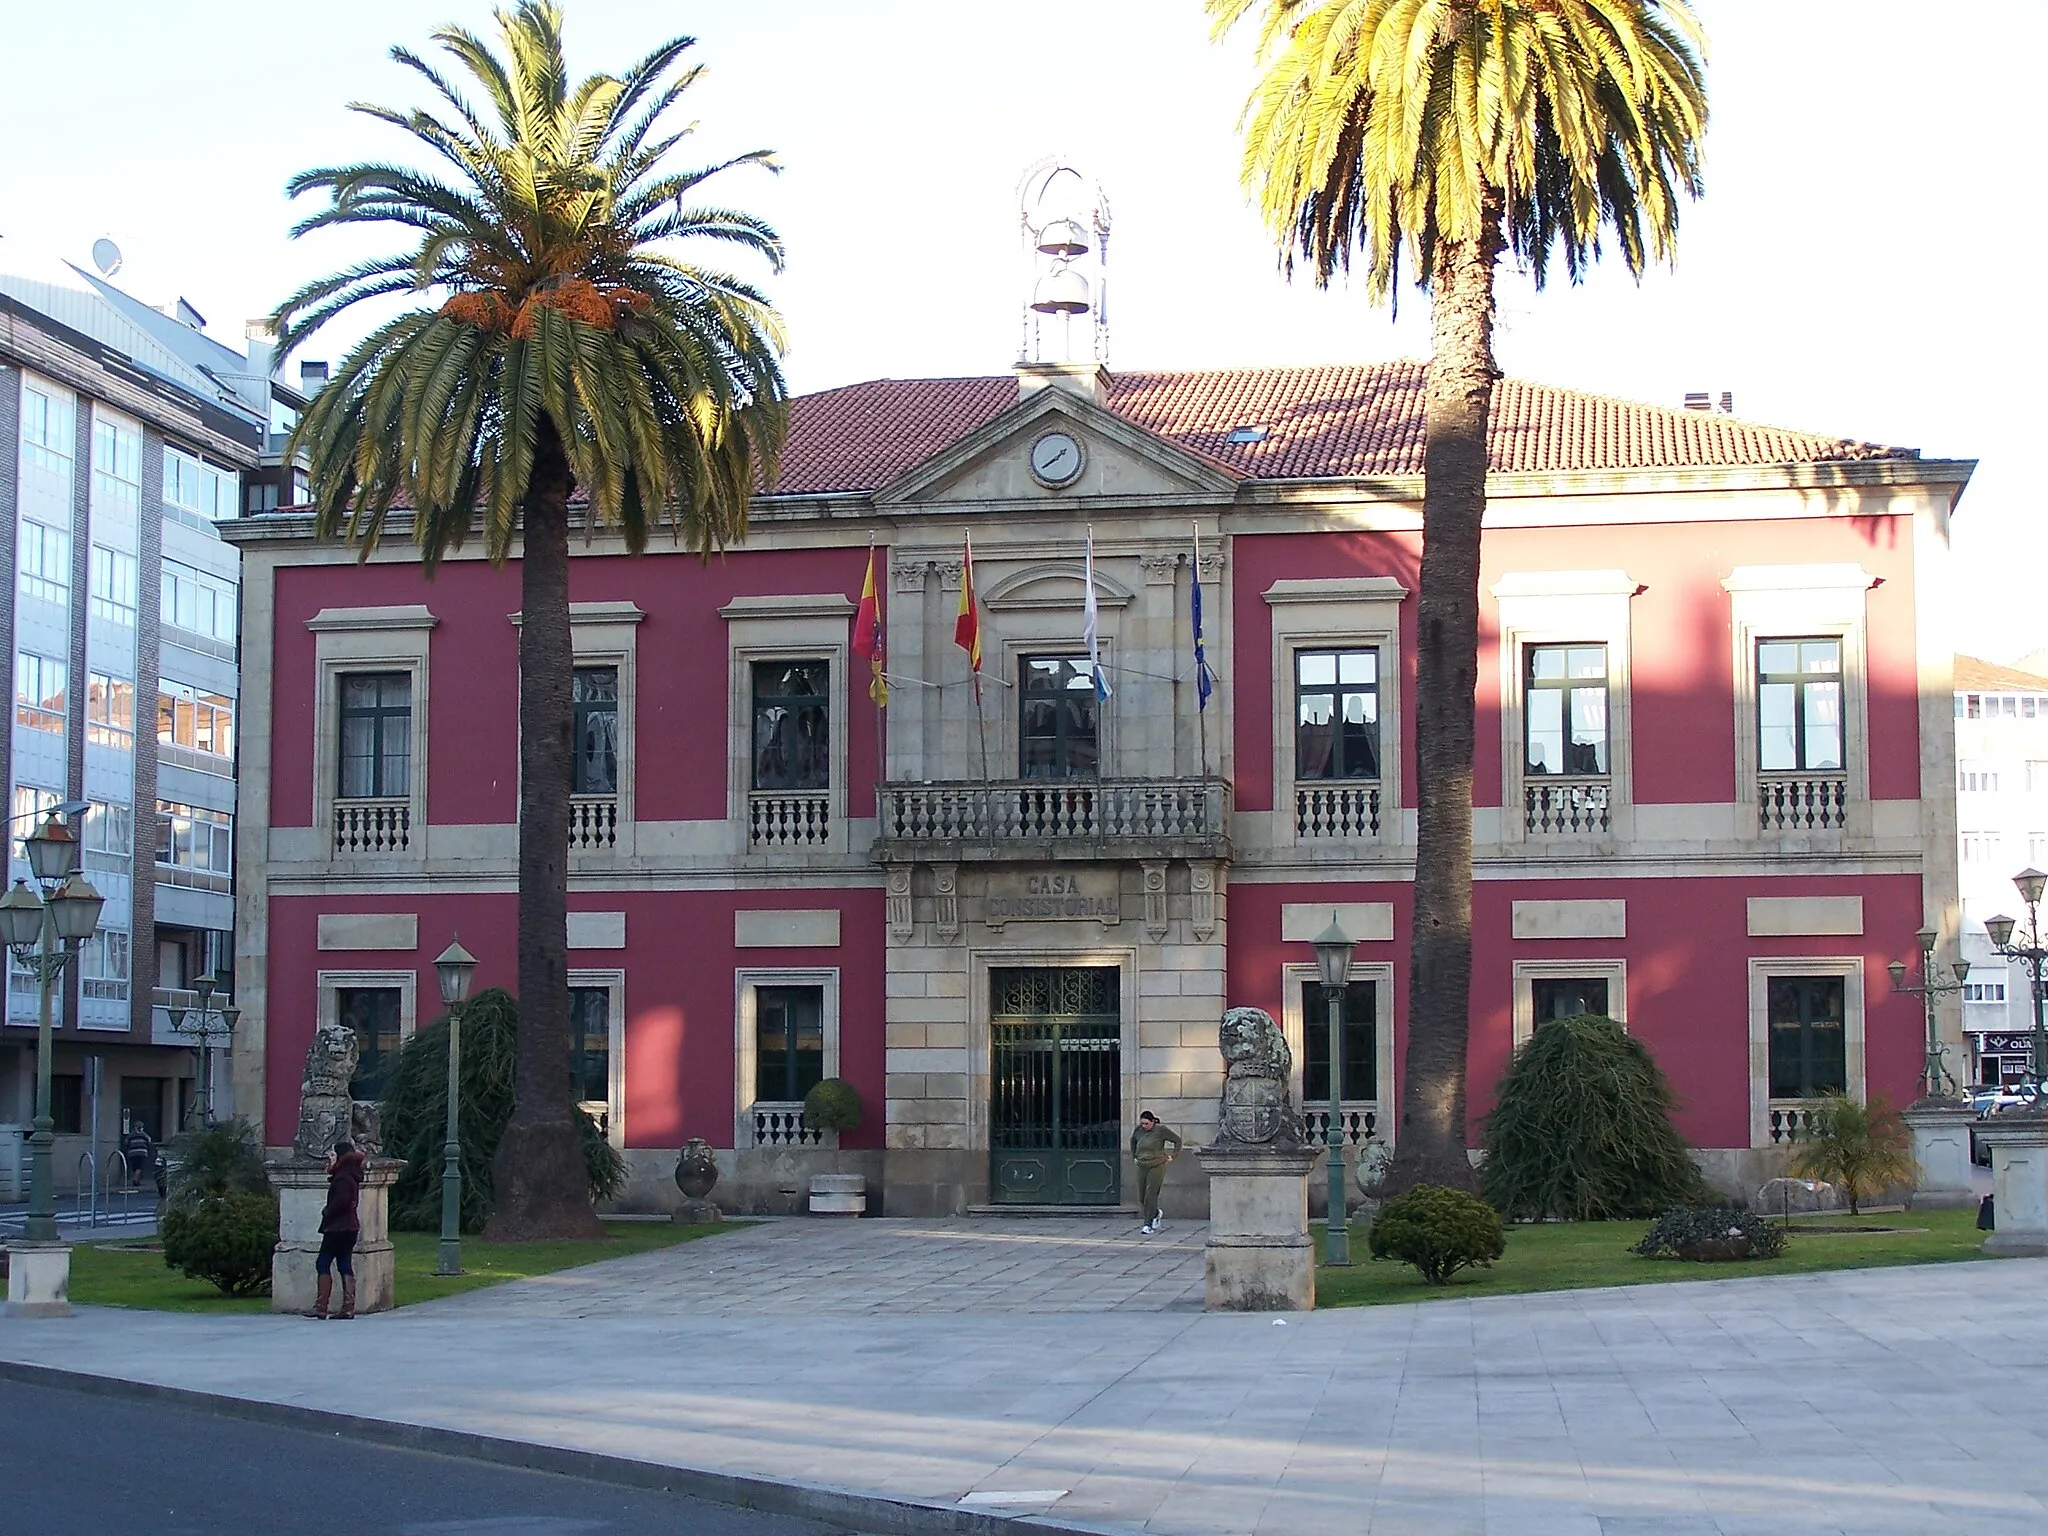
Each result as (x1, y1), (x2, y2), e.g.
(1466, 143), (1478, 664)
(872, 536), (886, 824)
(1193, 523), (1209, 782)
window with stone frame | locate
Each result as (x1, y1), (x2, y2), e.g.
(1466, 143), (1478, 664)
(338, 672), (412, 797)
(1019, 655), (1099, 778)
(1531, 976), (1611, 1023)
(1294, 647), (1380, 781)
(750, 660), (830, 791)
(1757, 638), (1844, 772)
(1298, 978), (1377, 1102)
(1767, 974), (1848, 1099)
(570, 985), (612, 1112)
(342, 986), (404, 1103)
(572, 666), (620, 795)
(1523, 645), (1608, 776)
(754, 984), (825, 1104)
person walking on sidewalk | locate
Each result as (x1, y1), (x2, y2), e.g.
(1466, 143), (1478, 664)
(1129, 1110), (1183, 1235)
(315, 1139), (367, 1320)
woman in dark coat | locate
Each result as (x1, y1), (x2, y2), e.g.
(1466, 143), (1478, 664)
(315, 1140), (367, 1319)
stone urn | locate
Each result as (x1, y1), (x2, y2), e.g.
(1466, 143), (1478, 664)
(673, 1138), (722, 1225)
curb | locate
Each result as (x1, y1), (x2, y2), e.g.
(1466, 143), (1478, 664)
(0, 1358), (1130, 1536)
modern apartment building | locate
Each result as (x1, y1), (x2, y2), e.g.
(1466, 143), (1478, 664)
(0, 243), (300, 1197)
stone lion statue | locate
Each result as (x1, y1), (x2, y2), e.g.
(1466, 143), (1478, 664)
(1215, 1006), (1301, 1147)
(294, 1017), (370, 1159)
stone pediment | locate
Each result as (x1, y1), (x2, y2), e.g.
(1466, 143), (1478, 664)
(874, 386), (1239, 508)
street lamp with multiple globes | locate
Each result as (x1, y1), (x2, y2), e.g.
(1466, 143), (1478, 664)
(0, 811), (107, 1246)
(1887, 928), (1968, 1103)
(433, 938), (478, 1277)
(1310, 913), (1358, 1267)
(164, 975), (241, 1127)
(1983, 867), (2048, 1101)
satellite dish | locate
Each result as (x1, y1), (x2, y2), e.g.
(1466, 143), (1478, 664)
(90, 238), (123, 277)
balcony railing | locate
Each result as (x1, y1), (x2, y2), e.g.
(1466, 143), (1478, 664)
(876, 777), (1229, 859)
(1300, 1106), (1378, 1148)
(570, 794), (617, 851)
(1758, 772), (1847, 831)
(751, 1102), (824, 1147)
(750, 790), (830, 849)
(1525, 776), (1611, 835)
(1296, 782), (1381, 840)
(333, 797), (410, 855)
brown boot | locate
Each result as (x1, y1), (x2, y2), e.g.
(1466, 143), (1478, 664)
(313, 1275), (332, 1320)
(337, 1277), (357, 1320)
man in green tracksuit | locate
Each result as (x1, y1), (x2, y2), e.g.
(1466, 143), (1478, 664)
(1129, 1110), (1183, 1235)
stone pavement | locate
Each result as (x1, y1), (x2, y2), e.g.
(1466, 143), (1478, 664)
(2, 1216), (2046, 1536)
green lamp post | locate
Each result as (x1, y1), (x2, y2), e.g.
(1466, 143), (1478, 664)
(1310, 912), (1357, 1266)
(1984, 866), (2048, 1103)
(432, 938), (478, 1276)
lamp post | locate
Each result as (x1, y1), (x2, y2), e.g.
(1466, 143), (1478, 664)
(1310, 913), (1357, 1266)
(0, 813), (107, 1246)
(164, 975), (241, 1127)
(433, 938), (478, 1277)
(1886, 927), (1968, 1103)
(1984, 866), (2048, 1104)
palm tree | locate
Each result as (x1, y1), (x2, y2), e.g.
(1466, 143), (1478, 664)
(1211, 0), (1707, 1193)
(276, 1), (787, 1238)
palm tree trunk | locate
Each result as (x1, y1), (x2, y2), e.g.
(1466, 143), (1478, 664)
(1385, 208), (1504, 1198)
(485, 414), (605, 1240)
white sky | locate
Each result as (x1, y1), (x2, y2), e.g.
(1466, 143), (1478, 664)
(4, 1), (2039, 660)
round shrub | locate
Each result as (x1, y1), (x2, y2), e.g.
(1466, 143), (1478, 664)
(163, 1117), (270, 1212)
(161, 1191), (278, 1297)
(1632, 1206), (1787, 1262)
(1481, 1013), (1708, 1221)
(803, 1077), (864, 1134)
(1367, 1184), (1506, 1285)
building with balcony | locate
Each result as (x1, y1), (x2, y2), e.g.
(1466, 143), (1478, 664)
(0, 245), (300, 1198)
(225, 357), (1972, 1217)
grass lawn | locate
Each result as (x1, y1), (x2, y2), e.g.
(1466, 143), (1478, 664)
(65, 1220), (736, 1316)
(1312, 1207), (1999, 1308)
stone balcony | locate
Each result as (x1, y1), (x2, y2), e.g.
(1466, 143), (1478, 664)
(874, 776), (1232, 864)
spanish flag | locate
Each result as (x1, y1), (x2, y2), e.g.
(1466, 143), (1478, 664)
(853, 546), (887, 705)
(955, 533), (983, 699)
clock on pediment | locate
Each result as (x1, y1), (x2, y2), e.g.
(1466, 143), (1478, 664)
(1028, 430), (1085, 489)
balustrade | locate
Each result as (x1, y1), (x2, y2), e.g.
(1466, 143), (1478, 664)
(750, 791), (831, 849)
(877, 777), (1227, 855)
(1758, 772), (1847, 831)
(1768, 1103), (1824, 1144)
(1300, 1106), (1378, 1147)
(1525, 777), (1611, 835)
(570, 794), (618, 851)
(1296, 783), (1381, 840)
(752, 1102), (823, 1147)
(333, 797), (410, 855)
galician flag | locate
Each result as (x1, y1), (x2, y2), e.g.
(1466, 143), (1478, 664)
(1191, 523), (1214, 710)
(955, 532), (983, 699)
(853, 545), (887, 705)
(1083, 529), (1111, 699)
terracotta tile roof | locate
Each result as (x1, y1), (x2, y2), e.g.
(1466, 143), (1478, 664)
(765, 363), (1918, 496)
(1955, 655), (2048, 693)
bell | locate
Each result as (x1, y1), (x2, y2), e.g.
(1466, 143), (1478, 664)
(1035, 218), (1090, 257)
(1029, 267), (1090, 316)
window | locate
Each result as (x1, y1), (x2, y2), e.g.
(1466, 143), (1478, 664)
(88, 673), (135, 751)
(157, 680), (234, 765)
(10, 786), (60, 860)
(1767, 975), (1848, 1099)
(81, 929), (131, 1000)
(1019, 656), (1099, 778)
(246, 481), (279, 515)
(1532, 976), (1611, 1023)
(570, 986), (611, 1109)
(573, 666), (620, 795)
(49, 1074), (84, 1136)
(1757, 639), (1843, 771)
(162, 447), (238, 523)
(15, 653), (67, 733)
(159, 560), (238, 645)
(2032, 833), (2048, 868)
(91, 415), (141, 512)
(754, 984), (825, 1103)
(156, 801), (232, 876)
(750, 660), (828, 791)
(1299, 979), (1377, 1102)
(84, 800), (132, 865)
(90, 546), (139, 624)
(341, 987), (404, 1102)
(1524, 645), (1608, 775)
(21, 385), (74, 474)
(1959, 763), (2000, 793)
(1962, 832), (2001, 864)
(1964, 982), (2008, 1004)
(17, 520), (70, 604)
(2031, 763), (2048, 794)
(1295, 648), (1380, 780)
(338, 673), (411, 797)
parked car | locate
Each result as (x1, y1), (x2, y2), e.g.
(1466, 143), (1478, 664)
(1970, 1085), (2040, 1164)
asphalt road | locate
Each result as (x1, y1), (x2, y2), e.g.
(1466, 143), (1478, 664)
(0, 1376), (850, 1536)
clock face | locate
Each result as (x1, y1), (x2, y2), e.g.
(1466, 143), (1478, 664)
(1029, 431), (1084, 487)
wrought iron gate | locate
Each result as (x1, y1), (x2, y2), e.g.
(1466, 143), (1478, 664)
(989, 966), (1121, 1205)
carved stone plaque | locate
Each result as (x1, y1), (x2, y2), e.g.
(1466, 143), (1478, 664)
(984, 868), (1120, 927)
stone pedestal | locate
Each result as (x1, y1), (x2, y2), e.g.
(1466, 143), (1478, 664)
(1199, 1144), (1318, 1312)
(1976, 1114), (2048, 1256)
(1903, 1100), (1979, 1210)
(268, 1157), (403, 1314)
(3, 1241), (72, 1318)
(809, 1172), (867, 1216)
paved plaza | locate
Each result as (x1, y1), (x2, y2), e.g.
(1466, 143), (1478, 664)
(3, 1216), (2046, 1535)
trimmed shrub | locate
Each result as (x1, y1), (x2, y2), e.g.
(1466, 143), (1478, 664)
(1790, 1094), (1918, 1216)
(1367, 1184), (1506, 1284)
(164, 1117), (270, 1211)
(1633, 1206), (1787, 1262)
(1481, 1014), (1708, 1221)
(161, 1191), (278, 1296)
(378, 987), (626, 1232)
(803, 1077), (864, 1134)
